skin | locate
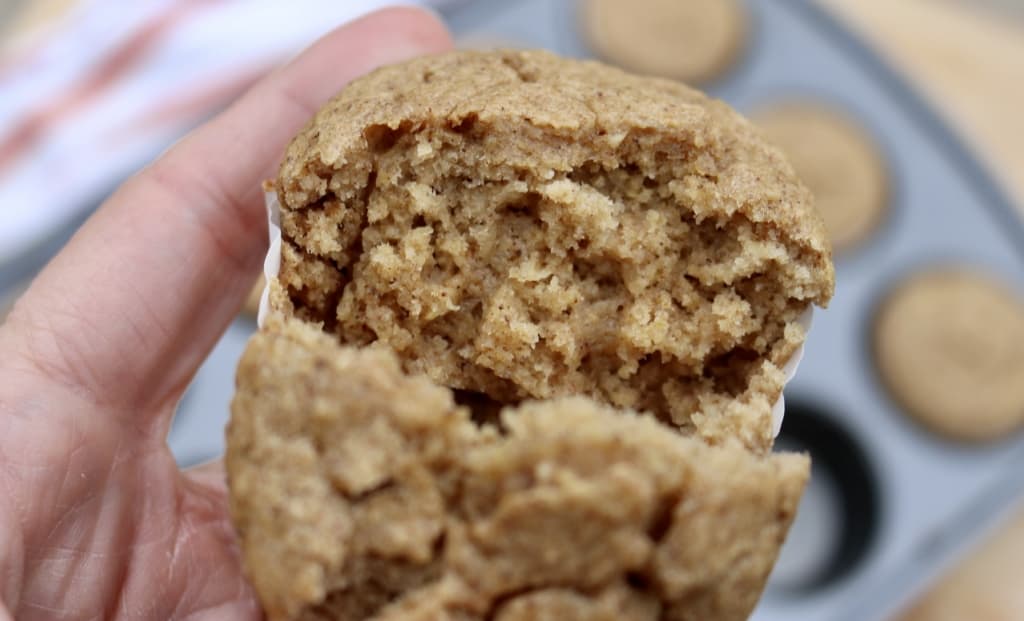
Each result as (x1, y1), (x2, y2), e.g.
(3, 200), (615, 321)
(0, 8), (452, 620)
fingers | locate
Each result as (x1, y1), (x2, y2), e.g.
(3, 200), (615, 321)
(183, 458), (227, 495)
(0, 7), (452, 420)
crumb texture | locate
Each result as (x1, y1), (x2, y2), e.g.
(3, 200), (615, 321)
(272, 50), (834, 453)
(227, 320), (810, 621)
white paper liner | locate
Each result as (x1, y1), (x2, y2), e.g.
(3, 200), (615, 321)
(257, 191), (282, 328)
(259, 191), (813, 437)
(774, 307), (813, 437)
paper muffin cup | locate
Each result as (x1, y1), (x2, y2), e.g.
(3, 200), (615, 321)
(259, 191), (812, 437)
(256, 191), (283, 327)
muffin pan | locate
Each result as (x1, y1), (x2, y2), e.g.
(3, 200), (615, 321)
(444, 1), (1024, 619)
(1, 0), (1021, 619)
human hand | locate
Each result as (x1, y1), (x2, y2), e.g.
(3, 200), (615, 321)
(0, 8), (451, 620)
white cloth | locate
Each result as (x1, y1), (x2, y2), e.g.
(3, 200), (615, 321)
(0, 0), (429, 265)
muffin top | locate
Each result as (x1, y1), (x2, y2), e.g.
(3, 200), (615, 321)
(270, 50), (834, 452)
(278, 49), (833, 280)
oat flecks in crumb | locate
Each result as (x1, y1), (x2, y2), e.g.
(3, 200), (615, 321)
(227, 320), (810, 621)
(270, 49), (834, 454)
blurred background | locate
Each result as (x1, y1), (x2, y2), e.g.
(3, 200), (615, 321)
(1, 1), (1022, 620)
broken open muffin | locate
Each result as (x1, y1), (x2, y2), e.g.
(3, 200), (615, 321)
(228, 319), (809, 621)
(269, 50), (832, 452)
(229, 49), (834, 621)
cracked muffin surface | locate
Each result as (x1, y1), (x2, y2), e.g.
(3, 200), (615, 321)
(231, 49), (836, 621)
(227, 320), (809, 621)
(270, 49), (833, 453)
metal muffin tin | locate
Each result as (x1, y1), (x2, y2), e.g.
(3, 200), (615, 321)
(442, 1), (1024, 619)
(2, 1), (1021, 619)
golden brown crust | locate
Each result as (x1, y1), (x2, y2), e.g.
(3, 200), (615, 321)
(227, 319), (810, 621)
(230, 51), (834, 620)
(271, 50), (834, 452)
(278, 50), (831, 270)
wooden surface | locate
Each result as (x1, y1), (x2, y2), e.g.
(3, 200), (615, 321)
(819, 1), (1024, 619)
(821, 0), (1024, 217)
(899, 513), (1024, 621)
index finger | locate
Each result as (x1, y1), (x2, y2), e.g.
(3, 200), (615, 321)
(0, 7), (452, 419)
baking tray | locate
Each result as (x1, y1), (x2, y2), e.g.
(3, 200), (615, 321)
(3, 1), (1021, 619)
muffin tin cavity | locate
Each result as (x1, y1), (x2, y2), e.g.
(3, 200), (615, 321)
(769, 401), (880, 593)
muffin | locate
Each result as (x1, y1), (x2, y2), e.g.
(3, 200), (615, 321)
(230, 49), (835, 621)
(228, 318), (809, 621)
(874, 268), (1024, 442)
(581, 0), (748, 84)
(268, 49), (834, 453)
(753, 103), (889, 253)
